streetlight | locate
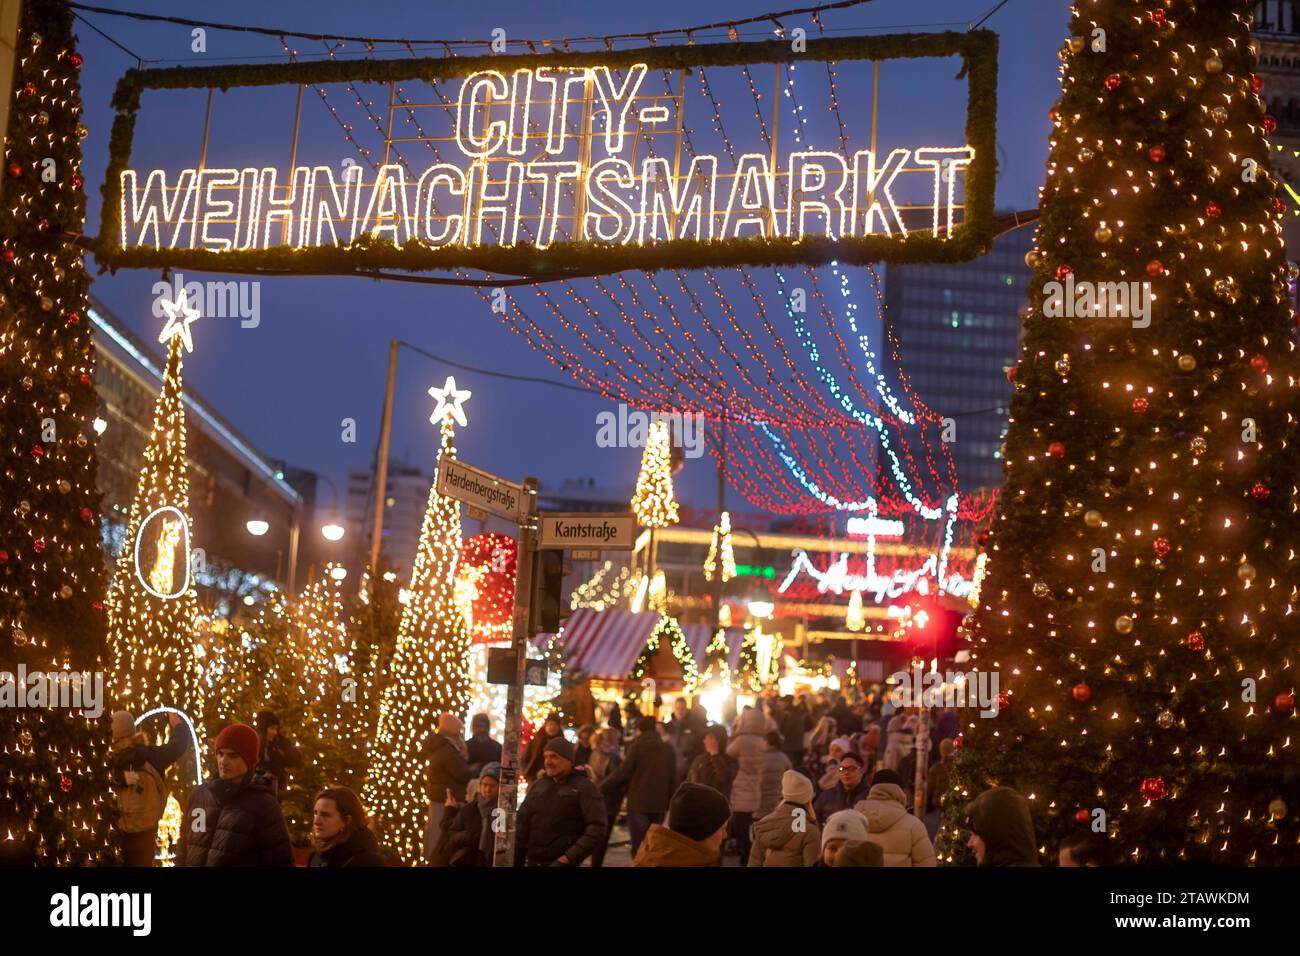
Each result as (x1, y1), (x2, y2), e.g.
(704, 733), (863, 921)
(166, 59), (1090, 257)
(316, 474), (346, 542)
(245, 518), (269, 537)
(321, 523), (345, 541)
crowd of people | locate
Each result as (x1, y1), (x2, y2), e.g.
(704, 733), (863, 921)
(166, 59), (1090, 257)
(105, 686), (1110, 868)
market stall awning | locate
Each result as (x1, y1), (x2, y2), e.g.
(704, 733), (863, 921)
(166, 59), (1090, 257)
(683, 623), (744, 672)
(547, 609), (662, 681)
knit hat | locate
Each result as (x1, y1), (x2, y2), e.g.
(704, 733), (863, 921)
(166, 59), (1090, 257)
(870, 768), (905, 788)
(111, 710), (135, 741)
(213, 723), (260, 770)
(829, 736), (852, 753)
(636, 715), (657, 734)
(821, 809), (870, 850)
(437, 713), (464, 736)
(834, 840), (885, 867)
(479, 761), (501, 781)
(781, 769), (814, 805)
(667, 783), (731, 841)
(544, 736), (575, 763)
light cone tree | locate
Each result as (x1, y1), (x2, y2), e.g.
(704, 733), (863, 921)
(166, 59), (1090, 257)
(365, 377), (472, 863)
(941, 1), (1300, 866)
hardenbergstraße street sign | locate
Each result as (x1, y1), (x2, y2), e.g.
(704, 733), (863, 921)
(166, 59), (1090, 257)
(437, 458), (529, 524)
(538, 512), (637, 550)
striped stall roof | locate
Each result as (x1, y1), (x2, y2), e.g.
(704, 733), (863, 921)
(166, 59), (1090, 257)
(547, 609), (662, 681)
(683, 624), (745, 671)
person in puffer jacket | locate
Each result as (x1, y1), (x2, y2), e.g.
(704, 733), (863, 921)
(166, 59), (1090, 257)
(176, 723), (294, 867)
(853, 770), (937, 867)
(725, 707), (768, 861)
(748, 770), (820, 867)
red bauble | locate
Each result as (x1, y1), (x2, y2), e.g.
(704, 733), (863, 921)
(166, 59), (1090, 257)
(36, 218), (50, 232)
(6, 162), (20, 178)
(1252, 482), (1271, 501)
(1048, 441), (1067, 459)
(1006, 366), (1018, 383)
(1276, 693), (1296, 714)
(30, 444), (43, 460)
(1264, 116), (1278, 134)
(1153, 537), (1171, 558)
(0, 549), (8, 564)
(59, 774), (72, 793)
(91, 601), (103, 612)
(977, 530), (991, 547)
(1146, 259), (1166, 277)
(1074, 808), (1091, 823)
(3, 249), (14, 263)
(71, 174), (83, 189)
(1252, 75), (1265, 94)
(1071, 683), (1092, 703)
(1186, 631), (1206, 651)
(1140, 776), (1168, 801)
(1104, 73), (1122, 91)
(1056, 264), (1074, 281)
(1275, 197), (1288, 215)
(996, 692), (1010, 711)
(1049, 106), (1061, 124)
(1251, 354), (1269, 373)
(79, 507), (93, 522)
(79, 372), (91, 386)
(1131, 396), (1149, 414)
(1205, 201), (1222, 219)
(68, 52), (83, 69)
(1148, 145), (1167, 163)
(952, 735), (963, 749)
(21, 81), (35, 97)
(1150, 8), (1167, 26)
(65, 310), (80, 325)
(32, 538), (45, 554)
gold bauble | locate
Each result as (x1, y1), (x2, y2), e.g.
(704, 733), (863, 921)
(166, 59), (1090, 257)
(1238, 563), (1257, 582)
(1084, 509), (1102, 528)
(1115, 615), (1134, 634)
(1205, 55), (1224, 74)
(1177, 354), (1197, 372)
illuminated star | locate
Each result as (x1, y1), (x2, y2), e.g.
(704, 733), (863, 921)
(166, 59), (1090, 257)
(429, 375), (471, 427)
(158, 289), (202, 353)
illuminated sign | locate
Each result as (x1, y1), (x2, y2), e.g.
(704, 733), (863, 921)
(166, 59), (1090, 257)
(99, 34), (997, 275)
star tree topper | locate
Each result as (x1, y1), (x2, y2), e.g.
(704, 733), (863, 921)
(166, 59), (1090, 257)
(429, 375), (471, 427)
(158, 289), (202, 353)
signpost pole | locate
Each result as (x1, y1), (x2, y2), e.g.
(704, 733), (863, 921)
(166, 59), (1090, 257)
(494, 476), (538, 867)
(368, 339), (400, 591)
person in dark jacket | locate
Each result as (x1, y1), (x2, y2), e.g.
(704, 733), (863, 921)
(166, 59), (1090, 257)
(687, 725), (738, 800)
(665, 698), (707, 774)
(515, 738), (606, 866)
(599, 715), (678, 857)
(965, 786), (1040, 867)
(465, 713), (502, 774)
(423, 713), (472, 863)
(573, 724), (595, 768)
(520, 713), (564, 782)
(775, 696), (808, 768)
(812, 751), (872, 820)
(176, 723), (293, 867)
(435, 762), (500, 867)
(307, 786), (386, 867)
(587, 728), (625, 868)
(109, 709), (193, 866)
(254, 710), (301, 800)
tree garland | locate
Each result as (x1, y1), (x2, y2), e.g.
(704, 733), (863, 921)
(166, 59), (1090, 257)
(96, 31), (997, 277)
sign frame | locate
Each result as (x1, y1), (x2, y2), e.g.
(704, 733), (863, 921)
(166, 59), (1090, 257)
(538, 511), (637, 550)
(97, 32), (998, 277)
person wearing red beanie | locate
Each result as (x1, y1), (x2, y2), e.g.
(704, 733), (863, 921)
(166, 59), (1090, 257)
(175, 722), (293, 866)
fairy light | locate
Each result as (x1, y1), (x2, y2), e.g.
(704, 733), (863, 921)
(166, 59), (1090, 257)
(631, 418), (679, 528)
(703, 510), (737, 582)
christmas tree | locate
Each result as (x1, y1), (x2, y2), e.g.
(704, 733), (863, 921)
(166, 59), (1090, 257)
(631, 418), (679, 528)
(364, 379), (472, 862)
(942, 1), (1300, 866)
(0, 0), (117, 865)
(106, 294), (200, 719)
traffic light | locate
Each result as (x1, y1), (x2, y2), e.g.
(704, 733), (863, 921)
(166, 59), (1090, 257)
(532, 548), (567, 633)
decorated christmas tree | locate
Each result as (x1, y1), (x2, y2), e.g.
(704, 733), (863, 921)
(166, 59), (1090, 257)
(631, 418), (679, 529)
(0, 0), (117, 865)
(365, 377), (472, 862)
(941, 1), (1300, 866)
(105, 293), (200, 718)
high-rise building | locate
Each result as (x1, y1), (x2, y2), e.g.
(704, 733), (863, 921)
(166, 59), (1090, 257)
(882, 224), (1034, 492)
(345, 461), (432, 576)
(1252, 1), (1300, 257)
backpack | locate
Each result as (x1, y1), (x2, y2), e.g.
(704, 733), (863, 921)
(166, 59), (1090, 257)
(117, 760), (168, 833)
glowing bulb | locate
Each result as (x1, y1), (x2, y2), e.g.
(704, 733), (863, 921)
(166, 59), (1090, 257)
(245, 519), (269, 537)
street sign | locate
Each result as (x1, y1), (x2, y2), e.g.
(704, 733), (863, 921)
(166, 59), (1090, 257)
(437, 458), (528, 524)
(486, 647), (548, 686)
(570, 549), (601, 561)
(538, 512), (637, 550)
